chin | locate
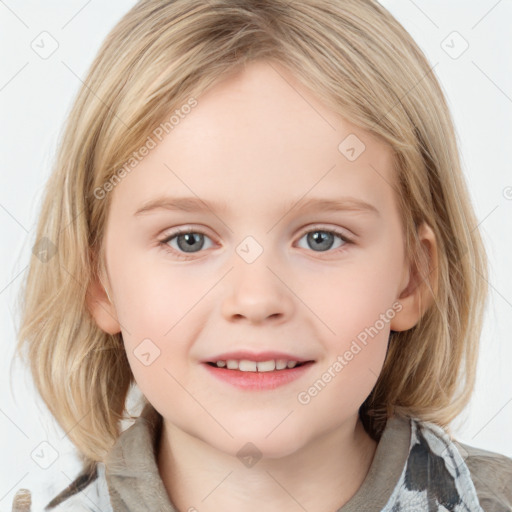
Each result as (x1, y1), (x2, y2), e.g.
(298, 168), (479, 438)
(211, 427), (308, 461)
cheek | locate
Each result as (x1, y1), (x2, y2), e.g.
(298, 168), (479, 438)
(298, 254), (403, 339)
(293, 249), (402, 394)
(296, 269), (396, 413)
(111, 254), (208, 338)
(108, 257), (210, 385)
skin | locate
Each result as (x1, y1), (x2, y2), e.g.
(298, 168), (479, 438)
(87, 60), (437, 511)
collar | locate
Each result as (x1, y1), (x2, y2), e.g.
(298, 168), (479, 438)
(105, 400), (177, 511)
(104, 401), (411, 511)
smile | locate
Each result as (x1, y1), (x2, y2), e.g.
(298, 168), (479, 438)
(202, 360), (315, 390)
(207, 359), (311, 372)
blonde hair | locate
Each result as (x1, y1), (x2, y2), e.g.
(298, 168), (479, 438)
(14, 0), (488, 474)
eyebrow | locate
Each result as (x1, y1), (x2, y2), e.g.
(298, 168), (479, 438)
(133, 195), (380, 217)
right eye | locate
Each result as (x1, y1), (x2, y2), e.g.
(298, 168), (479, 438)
(159, 228), (215, 259)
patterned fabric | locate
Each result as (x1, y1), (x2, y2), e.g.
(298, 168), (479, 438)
(382, 419), (483, 511)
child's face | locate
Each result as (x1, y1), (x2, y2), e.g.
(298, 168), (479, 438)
(95, 60), (420, 457)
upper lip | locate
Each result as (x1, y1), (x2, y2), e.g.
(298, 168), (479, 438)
(203, 351), (315, 363)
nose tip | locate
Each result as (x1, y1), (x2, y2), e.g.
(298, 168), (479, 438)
(221, 262), (294, 325)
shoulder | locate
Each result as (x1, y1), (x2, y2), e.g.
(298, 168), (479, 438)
(455, 440), (512, 512)
(43, 463), (113, 512)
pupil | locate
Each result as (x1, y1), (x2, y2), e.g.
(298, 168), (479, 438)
(308, 231), (334, 251)
(178, 233), (204, 253)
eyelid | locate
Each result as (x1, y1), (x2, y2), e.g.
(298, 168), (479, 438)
(160, 225), (212, 241)
(296, 223), (355, 244)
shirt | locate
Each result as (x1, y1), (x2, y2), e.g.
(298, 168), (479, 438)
(35, 402), (512, 511)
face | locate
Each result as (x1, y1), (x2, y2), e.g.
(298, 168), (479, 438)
(95, 60), (417, 458)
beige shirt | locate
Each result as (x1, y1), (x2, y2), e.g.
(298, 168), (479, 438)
(41, 401), (512, 511)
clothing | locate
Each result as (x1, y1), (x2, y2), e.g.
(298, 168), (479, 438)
(40, 402), (512, 512)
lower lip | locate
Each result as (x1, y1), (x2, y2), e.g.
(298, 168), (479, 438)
(202, 362), (315, 390)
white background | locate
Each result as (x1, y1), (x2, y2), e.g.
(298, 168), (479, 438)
(1, 1), (511, 510)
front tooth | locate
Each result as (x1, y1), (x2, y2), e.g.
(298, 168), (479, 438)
(275, 359), (288, 370)
(226, 359), (239, 370)
(257, 360), (276, 372)
(287, 361), (297, 368)
(239, 360), (257, 372)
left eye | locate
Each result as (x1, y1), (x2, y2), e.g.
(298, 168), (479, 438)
(296, 229), (350, 252)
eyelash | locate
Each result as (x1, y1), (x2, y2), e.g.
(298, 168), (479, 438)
(158, 225), (355, 261)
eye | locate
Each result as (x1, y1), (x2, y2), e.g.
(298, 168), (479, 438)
(159, 228), (214, 259)
(296, 226), (353, 253)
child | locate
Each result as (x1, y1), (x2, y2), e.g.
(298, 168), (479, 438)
(13, 0), (512, 510)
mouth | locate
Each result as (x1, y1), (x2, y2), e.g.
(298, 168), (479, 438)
(204, 359), (314, 372)
(202, 359), (316, 390)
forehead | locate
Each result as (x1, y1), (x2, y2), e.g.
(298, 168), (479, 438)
(109, 60), (397, 218)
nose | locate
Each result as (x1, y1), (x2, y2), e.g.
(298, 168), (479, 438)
(221, 256), (295, 325)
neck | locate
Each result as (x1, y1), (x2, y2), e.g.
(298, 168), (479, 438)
(157, 414), (378, 512)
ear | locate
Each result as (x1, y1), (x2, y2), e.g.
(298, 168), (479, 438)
(390, 221), (438, 332)
(85, 267), (121, 335)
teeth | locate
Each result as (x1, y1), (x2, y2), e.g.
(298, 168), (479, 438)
(276, 359), (288, 370)
(256, 360), (276, 372)
(239, 360), (257, 372)
(212, 359), (304, 372)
